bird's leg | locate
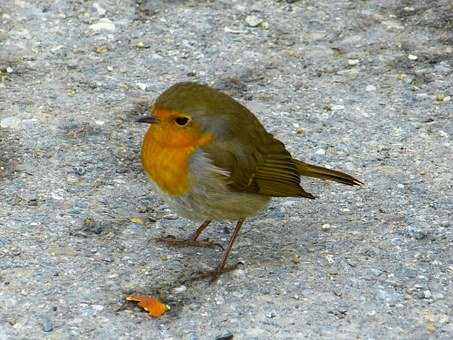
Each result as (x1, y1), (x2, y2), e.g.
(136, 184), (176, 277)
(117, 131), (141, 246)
(155, 220), (222, 249)
(204, 218), (245, 282)
(190, 219), (212, 241)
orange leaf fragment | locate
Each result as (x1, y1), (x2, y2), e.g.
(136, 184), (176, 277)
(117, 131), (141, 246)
(126, 294), (169, 318)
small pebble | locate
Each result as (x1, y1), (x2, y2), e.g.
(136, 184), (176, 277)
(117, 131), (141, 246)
(0, 117), (21, 129)
(331, 104), (345, 111)
(137, 83), (148, 91)
(435, 94), (450, 102)
(423, 290), (432, 299)
(366, 84), (376, 92)
(266, 311), (277, 318)
(325, 254), (335, 264)
(22, 119), (37, 128)
(92, 304), (104, 311)
(215, 332), (234, 340)
(163, 214), (178, 220)
(426, 321), (436, 333)
(432, 293), (444, 300)
(321, 223), (331, 231)
(232, 269), (246, 277)
(95, 46), (109, 54)
(438, 130), (448, 138)
(224, 27), (245, 34)
(215, 295), (225, 305)
(130, 217), (144, 225)
(173, 285), (187, 294)
(408, 54), (418, 61)
(245, 15), (263, 27)
(348, 59), (360, 66)
(93, 2), (106, 16)
(89, 18), (116, 32)
(41, 317), (53, 332)
(6, 67), (13, 73)
(383, 20), (404, 30)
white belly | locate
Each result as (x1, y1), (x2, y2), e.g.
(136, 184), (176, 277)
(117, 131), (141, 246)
(152, 150), (270, 221)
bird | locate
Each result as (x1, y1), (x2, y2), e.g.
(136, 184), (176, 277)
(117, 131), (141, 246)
(137, 82), (362, 281)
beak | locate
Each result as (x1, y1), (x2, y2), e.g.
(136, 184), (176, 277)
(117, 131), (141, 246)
(136, 113), (156, 124)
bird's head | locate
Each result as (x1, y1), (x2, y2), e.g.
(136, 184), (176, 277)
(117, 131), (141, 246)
(136, 105), (213, 148)
(136, 82), (244, 148)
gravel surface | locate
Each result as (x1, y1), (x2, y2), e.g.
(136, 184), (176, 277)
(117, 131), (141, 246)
(1, 0), (452, 339)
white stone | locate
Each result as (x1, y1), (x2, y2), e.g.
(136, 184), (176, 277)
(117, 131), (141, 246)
(137, 83), (148, 91)
(438, 130), (449, 138)
(89, 18), (116, 32)
(408, 54), (418, 61)
(22, 118), (37, 128)
(173, 285), (187, 294)
(215, 295), (225, 305)
(321, 223), (331, 230)
(151, 53), (163, 60)
(51, 192), (64, 200)
(0, 116), (21, 129)
(348, 59), (360, 66)
(331, 104), (345, 111)
(382, 20), (404, 30)
(93, 2), (106, 16)
(224, 27), (245, 34)
(245, 15), (262, 27)
(366, 85), (376, 92)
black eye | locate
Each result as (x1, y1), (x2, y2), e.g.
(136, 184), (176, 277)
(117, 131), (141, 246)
(175, 116), (190, 126)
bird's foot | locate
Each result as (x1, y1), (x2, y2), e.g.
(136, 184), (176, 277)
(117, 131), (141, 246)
(194, 262), (242, 283)
(155, 234), (223, 249)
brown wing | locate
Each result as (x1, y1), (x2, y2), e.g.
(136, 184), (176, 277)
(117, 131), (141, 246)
(253, 138), (315, 198)
(203, 128), (315, 199)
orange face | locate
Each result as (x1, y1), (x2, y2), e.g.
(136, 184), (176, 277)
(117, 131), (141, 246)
(140, 106), (213, 196)
(146, 106), (213, 148)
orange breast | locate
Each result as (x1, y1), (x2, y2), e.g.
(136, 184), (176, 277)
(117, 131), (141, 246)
(140, 126), (213, 196)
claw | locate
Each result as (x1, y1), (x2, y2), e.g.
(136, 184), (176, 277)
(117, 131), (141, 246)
(155, 236), (224, 250)
(189, 262), (241, 283)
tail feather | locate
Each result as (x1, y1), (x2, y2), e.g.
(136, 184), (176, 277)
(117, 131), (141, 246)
(294, 160), (363, 186)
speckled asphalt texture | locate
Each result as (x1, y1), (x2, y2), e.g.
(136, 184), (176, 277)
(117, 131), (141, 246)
(0, 0), (452, 339)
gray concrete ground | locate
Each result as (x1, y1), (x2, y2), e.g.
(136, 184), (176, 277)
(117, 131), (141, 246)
(0, 0), (452, 339)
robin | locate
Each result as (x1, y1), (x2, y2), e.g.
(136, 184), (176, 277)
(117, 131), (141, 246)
(137, 82), (362, 281)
